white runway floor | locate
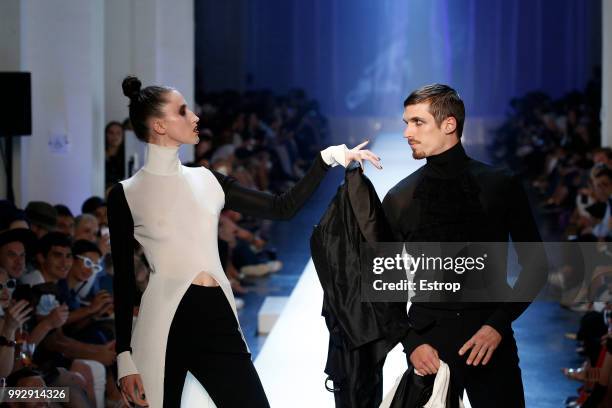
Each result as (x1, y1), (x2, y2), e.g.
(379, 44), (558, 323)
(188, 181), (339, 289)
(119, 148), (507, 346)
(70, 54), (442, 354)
(254, 133), (469, 407)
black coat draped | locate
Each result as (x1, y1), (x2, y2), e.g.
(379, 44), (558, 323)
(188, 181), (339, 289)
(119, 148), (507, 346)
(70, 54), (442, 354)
(310, 161), (410, 407)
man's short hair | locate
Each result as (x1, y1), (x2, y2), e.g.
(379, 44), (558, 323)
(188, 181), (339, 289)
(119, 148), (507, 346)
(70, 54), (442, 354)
(74, 213), (97, 228)
(593, 164), (612, 181)
(81, 196), (106, 215)
(37, 231), (72, 257)
(6, 367), (44, 387)
(72, 239), (102, 258)
(404, 84), (465, 138)
(54, 204), (74, 218)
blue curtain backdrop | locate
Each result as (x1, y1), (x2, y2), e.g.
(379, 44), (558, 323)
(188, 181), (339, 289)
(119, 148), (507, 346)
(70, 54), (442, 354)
(196, 0), (601, 117)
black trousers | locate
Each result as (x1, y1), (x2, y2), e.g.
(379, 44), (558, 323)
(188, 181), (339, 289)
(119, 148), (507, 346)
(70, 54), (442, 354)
(408, 304), (525, 408)
(163, 285), (270, 408)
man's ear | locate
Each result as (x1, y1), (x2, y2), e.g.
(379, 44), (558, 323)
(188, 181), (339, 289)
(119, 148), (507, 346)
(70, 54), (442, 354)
(36, 253), (44, 267)
(444, 117), (457, 135)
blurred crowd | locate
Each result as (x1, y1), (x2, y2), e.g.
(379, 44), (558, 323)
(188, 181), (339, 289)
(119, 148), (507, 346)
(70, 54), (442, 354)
(0, 88), (328, 407)
(489, 68), (611, 407)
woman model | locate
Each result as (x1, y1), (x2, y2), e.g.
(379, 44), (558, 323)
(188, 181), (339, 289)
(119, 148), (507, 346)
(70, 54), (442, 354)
(108, 76), (382, 408)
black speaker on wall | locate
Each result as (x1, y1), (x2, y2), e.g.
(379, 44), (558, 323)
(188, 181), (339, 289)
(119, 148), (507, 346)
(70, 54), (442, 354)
(0, 72), (32, 136)
(0, 72), (31, 203)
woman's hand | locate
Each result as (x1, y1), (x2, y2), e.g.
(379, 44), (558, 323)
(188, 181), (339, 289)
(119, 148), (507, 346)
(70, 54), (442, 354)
(345, 140), (382, 170)
(2, 300), (32, 334)
(119, 373), (149, 407)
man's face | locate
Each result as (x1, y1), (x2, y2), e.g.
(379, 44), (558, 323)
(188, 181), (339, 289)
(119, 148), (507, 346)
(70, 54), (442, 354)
(70, 251), (100, 282)
(593, 152), (611, 168)
(56, 215), (75, 237)
(75, 218), (99, 243)
(30, 224), (49, 239)
(94, 206), (107, 227)
(39, 245), (72, 281)
(593, 175), (612, 201)
(402, 102), (457, 159)
(0, 241), (26, 279)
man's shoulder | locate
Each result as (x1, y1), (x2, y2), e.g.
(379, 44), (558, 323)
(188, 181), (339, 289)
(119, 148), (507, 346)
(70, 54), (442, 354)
(386, 166), (426, 199)
(19, 269), (45, 286)
(468, 158), (515, 182)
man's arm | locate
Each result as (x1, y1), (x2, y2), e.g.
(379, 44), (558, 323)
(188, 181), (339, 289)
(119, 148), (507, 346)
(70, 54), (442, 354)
(485, 174), (548, 335)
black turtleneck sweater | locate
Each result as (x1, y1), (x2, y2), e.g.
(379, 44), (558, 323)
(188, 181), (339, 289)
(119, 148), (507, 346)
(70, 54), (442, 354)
(382, 142), (547, 353)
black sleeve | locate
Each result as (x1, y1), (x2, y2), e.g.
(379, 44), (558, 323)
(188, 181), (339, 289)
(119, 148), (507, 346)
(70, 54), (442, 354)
(382, 189), (427, 356)
(211, 152), (331, 220)
(485, 174), (548, 335)
(107, 183), (136, 355)
(382, 190), (404, 242)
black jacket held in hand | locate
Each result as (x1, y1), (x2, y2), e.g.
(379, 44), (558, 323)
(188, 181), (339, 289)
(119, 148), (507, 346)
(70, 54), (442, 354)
(310, 161), (411, 408)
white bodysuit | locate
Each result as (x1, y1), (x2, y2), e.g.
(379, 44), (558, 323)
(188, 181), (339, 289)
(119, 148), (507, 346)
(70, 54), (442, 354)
(107, 143), (347, 407)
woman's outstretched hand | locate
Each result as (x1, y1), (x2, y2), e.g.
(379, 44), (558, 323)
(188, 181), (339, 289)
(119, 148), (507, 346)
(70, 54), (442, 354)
(345, 140), (382, 170)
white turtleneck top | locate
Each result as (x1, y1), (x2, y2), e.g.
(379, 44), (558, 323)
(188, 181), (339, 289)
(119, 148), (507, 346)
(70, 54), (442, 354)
(107, 142), (348, 407)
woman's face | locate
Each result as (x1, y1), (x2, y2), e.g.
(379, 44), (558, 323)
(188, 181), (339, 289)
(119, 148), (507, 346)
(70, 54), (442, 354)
(154, 90), (200, 146)
(106, 124), (124, 148)
(0, 269), (14, 309)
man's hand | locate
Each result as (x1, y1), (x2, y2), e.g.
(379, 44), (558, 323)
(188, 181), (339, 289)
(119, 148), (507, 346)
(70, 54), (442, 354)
(93, 341), (116, 366)
(44, 304), (69, 329)
(409, 344), (440, 375)
(93, 302), (113, 318)
(98, 234), (111, 257)
(89, 291), (113, 314)
(458, 325), (502, 366)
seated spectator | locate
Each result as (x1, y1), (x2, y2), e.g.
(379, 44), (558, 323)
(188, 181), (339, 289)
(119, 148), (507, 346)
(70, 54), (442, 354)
(59, 240), (113, 345)
(54, 204), (75, 239)
(5, 367), (50, 408)
(17, 234), (114, 407)
(1, 265), (96, 407)
(0, 228), (36, 280)
(0, 266), (32, 377)
(74, 213), (109, 261)
(74, 215), (98, 245)
(24, 202), (57, 239)
(20, 232), (71, 289)
(81, 197), (107, 229)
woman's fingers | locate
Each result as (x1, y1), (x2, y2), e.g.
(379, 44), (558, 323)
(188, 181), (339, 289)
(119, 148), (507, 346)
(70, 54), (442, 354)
(360, 151), (382, 169)
(132, 377), (148, 407)
(351, 140), (369, 151)
(9, 300), (29, 314)
(120, 391), (131, 408)
(16, 307), (33, 321)
(363, 149), (381, 161)
(366, 151), (382, 168)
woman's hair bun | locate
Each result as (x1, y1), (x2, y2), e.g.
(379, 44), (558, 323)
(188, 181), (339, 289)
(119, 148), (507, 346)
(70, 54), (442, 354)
(122, 76), (142, 100)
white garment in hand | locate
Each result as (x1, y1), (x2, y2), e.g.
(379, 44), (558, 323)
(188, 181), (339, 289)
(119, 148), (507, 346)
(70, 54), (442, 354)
(380, 360), (464, 408)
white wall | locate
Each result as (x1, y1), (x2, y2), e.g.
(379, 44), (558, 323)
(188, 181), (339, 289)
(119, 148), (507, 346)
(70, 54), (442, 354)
(16, 0), (104, 213)
(603, 0), (612, 147)
(104, 0), (133, 126)
(0, 0), (195, 211)
(105, 0), (195, 163)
